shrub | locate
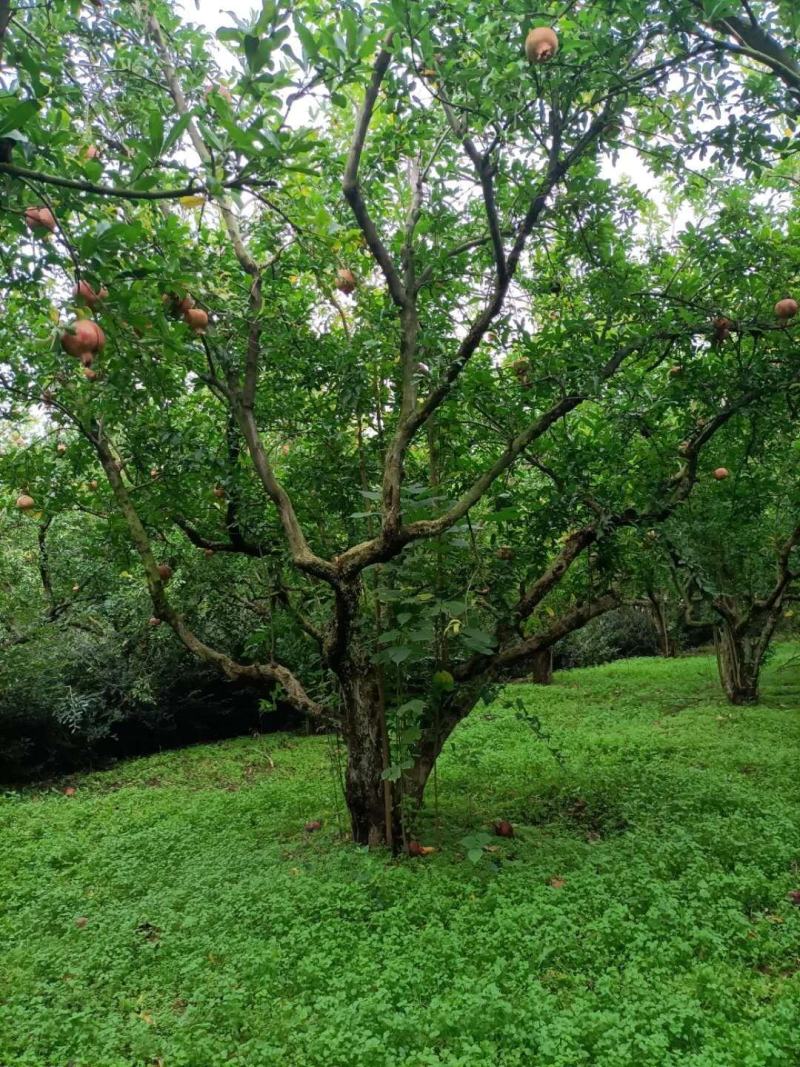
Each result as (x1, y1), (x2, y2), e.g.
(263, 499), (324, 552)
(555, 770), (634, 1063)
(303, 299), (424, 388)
(556, 606), (661, 669)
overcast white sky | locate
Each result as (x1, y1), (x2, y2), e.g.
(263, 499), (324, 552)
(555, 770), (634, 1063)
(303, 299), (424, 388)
(184, 0), (250, 33)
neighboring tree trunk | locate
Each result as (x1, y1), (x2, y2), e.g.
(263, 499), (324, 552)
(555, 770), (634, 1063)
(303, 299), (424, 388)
(713, 610), (781, 706)
(647, 592), (677, 657)
(530, 648), (554, 683)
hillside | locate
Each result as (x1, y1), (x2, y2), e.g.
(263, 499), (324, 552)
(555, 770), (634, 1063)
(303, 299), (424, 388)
(2, 650), (800, 1066)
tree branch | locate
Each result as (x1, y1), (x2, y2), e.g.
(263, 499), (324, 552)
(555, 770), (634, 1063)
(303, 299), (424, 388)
(0, 162), (257, 202)
(456, 590), (620, 681)
(87, 422), (330, 721)
(342, 31), (407, 308)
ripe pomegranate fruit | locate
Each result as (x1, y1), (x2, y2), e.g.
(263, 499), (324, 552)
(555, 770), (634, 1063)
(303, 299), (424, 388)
(713, 467), (729, 481)
(61, 319), (105, 359)
(712, 316), (733, 342)
(74, 280), (107, 308)
(511, 358), (531, 386)
(183, 307), (208, 333)
(16, 494), (35, 511)
(163, 293), (195, 318)
(493, 819), (514, 838)
(205, 82), (233, 103)
(775, 297), (798, 320)
(335, 268), (357, 294)
(525, 26), (559, 63)
(25, 205), (56, 234)
(157, 563), (173, 583)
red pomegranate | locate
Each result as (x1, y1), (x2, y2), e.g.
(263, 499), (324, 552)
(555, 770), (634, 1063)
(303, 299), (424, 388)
(183, 307), (208, 333)
(25, 205), (56, 234)
(335, 268), (357, 294)
(525, 26), (558, 63)
(775, 298), (798, 321)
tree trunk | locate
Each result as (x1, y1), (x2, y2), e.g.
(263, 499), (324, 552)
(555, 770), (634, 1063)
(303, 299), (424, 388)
(401, 692), (482, 821)
(529, 647), (554, 683)
(648, 594), (676, 658)
(714, 623), (761, 705)
(340, 668), (399, 847)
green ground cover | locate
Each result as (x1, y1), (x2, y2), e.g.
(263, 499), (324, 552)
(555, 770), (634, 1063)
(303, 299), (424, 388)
(2, 649), (800, 1066)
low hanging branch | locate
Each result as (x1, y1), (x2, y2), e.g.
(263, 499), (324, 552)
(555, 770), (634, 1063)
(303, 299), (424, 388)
(84, 421), (331, 723)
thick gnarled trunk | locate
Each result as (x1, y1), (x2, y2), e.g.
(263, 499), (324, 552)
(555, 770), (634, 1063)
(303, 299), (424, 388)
(715, 623), (763, 705)
(339, 668), (399, 847)
(530, 648), (554, 684)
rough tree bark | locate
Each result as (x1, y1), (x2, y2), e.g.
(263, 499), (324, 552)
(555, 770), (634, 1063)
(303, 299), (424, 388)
(715, 623), (763, 706)
(338, 665), (397, 845)
(530, 648), (554, 684)
(714, 601), (785, 707)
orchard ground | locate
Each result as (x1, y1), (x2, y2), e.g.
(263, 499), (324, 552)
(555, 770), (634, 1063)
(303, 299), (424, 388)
(2, 648), (800, 1067)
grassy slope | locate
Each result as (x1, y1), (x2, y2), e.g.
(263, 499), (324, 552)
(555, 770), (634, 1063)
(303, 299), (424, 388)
(2, 650), (800, 1067)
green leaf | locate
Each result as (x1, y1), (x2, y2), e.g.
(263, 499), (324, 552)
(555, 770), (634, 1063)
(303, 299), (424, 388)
(0, 100), (39, 137)
(388, 645), (413, 664)
(294, 22), (318, 62)
(148, 110), (165, 157)
(163, 113), (194, 155)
